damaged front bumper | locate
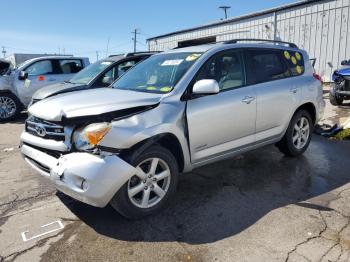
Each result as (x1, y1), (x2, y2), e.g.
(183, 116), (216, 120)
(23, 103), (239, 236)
(21, 143), (136, 207)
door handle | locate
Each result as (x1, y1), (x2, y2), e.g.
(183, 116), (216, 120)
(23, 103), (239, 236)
(290, 88), (298, 94)
(242, 96), (255, 104)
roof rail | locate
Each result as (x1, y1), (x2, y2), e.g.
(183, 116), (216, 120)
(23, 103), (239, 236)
(224, 39), (298, 49)
(108, 51), (161, 58)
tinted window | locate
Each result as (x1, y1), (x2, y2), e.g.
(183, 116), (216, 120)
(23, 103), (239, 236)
(70, 61), (112, 85)
(25, 60), (54, 76)
(283, 50), (305, 76)
(247, 49), (290, 84)
(59, 59), (83, 74)
(196, 50), (245, 91)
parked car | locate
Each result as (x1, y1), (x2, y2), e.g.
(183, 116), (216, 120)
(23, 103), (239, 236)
(0, 56), (89, 121)
(21, 39), (325, 219)
(330, 59), (350, 105)
(30, 52), (158, 106)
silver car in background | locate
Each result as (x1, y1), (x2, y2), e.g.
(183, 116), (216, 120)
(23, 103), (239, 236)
(0, 56), (89, 121)
(20, 39), (325, 219)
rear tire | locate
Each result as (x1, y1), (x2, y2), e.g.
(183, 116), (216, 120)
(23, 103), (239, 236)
(329, 92), (343, 106)
(277, 110), (313, 157)
(110, 145), (179, 219)
(0, 92), (22, 122)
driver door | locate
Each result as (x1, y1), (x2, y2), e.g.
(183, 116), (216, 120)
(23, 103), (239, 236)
(186, 49), (256, 164)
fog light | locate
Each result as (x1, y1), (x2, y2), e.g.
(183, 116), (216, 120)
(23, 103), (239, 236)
(81, 179), (88, 191)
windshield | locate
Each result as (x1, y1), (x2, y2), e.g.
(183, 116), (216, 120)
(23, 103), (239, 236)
(113, 52), (202, 93)
(69, 60), (113, 85)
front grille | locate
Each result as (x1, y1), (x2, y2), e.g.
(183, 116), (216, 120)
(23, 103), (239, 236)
(345, 80), (350, 91)
(26, 116), (65, 141)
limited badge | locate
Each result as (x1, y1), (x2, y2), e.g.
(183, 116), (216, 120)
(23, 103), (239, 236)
(284, 51), (291, 60)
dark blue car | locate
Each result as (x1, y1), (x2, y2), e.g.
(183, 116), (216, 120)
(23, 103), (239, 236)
(330, 59), (350, 105)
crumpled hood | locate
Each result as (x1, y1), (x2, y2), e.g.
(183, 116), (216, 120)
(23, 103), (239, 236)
(29, 88), (163, 122)
(33, 82), (87, 100)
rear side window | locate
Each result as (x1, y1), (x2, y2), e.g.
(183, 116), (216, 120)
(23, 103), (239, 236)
(246, 49), (290, 84)
(282, 50), (305, 76)
(59, 59), (83, 74)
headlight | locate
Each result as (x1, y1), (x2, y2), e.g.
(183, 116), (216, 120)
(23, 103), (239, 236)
(73, 122), (111, 151)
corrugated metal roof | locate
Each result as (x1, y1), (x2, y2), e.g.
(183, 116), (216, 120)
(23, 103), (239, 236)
(147, 0), (325, 41)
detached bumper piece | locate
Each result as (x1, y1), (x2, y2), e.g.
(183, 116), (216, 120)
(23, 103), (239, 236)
(21, 144), (136, 207)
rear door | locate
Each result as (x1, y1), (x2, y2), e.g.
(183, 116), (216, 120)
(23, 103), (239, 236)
(56, 59), (83, 82)
(186, 49), (256, 163)
(245, 48), (302, 141)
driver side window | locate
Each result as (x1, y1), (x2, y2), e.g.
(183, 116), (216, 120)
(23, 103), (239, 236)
(25, 60), (54, 76)
(195, 50), (245, 91)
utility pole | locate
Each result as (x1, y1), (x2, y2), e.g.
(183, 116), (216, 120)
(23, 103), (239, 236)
(219, 6), (231, 20)
(96, 51), (99, 61)
(106, 37), (110, 57)
(1, 46), (6, 58)
(132, 29), (140, 53)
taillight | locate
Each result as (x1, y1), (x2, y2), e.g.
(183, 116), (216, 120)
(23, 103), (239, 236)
(313, 73), (323, 84)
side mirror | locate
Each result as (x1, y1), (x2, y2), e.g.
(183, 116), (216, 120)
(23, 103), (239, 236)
(18, 71), (28, 81)
(192, 79), (220, 95)
(102, 76), (113, 86)
(341, 60), (348, 66)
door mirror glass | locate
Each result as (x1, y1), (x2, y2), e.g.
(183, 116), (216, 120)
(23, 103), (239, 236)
(192, 79), (220, 95)
(102, 76), (113, 86)
(18, 71), (28, 80)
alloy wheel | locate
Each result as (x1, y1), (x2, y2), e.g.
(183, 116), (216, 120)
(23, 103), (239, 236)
(292, 116), (310, 149)
(127, 158), (171, 209)
(0, 96), (17, 120)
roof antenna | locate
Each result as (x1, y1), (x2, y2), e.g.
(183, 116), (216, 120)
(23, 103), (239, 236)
(219, 6), (231, 20)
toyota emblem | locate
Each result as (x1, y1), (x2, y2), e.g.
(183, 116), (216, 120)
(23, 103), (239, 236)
(35, 124), (46, 137)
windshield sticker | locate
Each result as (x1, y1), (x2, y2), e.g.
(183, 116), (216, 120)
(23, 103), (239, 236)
(284, 51), (291, 60)
(295, 52), (302, 61)
(161, 59), (183, 66)
(101, 62), (112, 65)
(146, 86), (157, 90)
(160, 86), (173, 92)
(291, 56), (297, 65)
(185, 54), (202, 62)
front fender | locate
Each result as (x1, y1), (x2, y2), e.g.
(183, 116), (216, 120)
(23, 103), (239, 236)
(99, 102), (192, 172)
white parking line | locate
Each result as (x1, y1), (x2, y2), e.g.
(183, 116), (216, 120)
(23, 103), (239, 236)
(21, 220), (64, 242)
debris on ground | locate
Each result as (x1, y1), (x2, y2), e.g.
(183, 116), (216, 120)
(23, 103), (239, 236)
(315, 117), (350, 140)
(3, 147), (14, 152)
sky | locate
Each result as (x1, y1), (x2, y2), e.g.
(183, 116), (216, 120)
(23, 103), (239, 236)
(1, 0), (298, 62)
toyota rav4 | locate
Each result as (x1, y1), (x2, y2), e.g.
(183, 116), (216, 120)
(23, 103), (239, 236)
(20, 39), (325, 219)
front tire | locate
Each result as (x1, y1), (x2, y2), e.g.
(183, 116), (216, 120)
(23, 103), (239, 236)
(110, 145), (179, 219)
(277, 110), (313, 157)
(0, 92), (22, 122)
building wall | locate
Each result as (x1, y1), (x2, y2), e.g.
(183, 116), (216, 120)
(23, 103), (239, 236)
(148, 0), (350, 81)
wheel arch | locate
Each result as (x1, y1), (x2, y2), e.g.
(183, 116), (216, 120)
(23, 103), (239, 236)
(121, 133), (185, 173)
(295, 102), (316, 125)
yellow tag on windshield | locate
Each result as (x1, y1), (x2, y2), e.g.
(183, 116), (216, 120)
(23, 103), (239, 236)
(160, 86), (173, 92)
(186, 53), (202, 62)
(147, 86), (157, 90)
(296, 65), (303, 74)
(295, 52), (302, 61)
(291, 56), (297, 65)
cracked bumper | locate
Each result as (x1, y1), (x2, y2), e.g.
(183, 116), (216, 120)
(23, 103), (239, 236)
(21, 144), (136, 207)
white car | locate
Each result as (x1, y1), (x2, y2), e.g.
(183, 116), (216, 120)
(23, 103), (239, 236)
(0, 56), (89, 121)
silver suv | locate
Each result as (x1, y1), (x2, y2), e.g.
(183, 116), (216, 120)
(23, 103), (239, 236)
(20, 40), (325, 219)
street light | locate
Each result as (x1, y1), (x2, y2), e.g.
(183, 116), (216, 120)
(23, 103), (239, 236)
(219, 6), (231, 20)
